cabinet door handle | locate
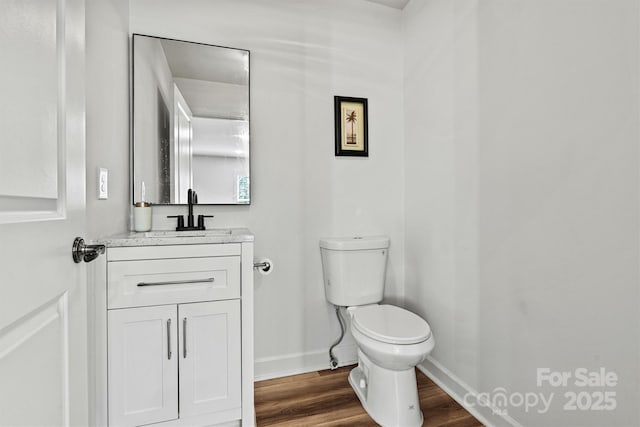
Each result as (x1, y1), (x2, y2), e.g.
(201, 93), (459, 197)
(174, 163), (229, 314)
(137, 277), (215, 287)
(183, 317), (187, 358)
(167, 319), (172, 360)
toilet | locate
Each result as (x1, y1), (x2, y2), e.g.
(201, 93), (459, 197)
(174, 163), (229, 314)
(319, 236), (435, 427)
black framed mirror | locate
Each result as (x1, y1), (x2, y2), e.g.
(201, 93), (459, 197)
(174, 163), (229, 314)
(132, 34), (250, 205)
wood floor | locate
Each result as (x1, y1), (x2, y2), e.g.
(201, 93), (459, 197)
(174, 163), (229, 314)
(255, 366), (483, 427)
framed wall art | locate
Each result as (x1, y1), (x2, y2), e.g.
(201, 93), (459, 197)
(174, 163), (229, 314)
(334, 96), (368, 157)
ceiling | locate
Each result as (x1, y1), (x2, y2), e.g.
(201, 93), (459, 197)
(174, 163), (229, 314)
(160, 39), (248, 86)
(364, 0), (410, 10)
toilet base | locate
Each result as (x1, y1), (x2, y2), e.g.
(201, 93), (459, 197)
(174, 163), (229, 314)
(348, 350), (423, 427)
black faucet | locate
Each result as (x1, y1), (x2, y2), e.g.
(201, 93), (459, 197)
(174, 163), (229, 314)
(187, 188), (197, 228)
(167, 188), (213, 231)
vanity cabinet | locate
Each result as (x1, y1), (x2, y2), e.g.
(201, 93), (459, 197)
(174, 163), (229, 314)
(108, 301), (241, 426)
(89, 232), (255, 427)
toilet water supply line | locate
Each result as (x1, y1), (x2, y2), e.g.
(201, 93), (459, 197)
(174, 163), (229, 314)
(329, 305), (346, 370)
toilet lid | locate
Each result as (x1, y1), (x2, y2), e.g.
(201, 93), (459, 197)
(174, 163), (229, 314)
(352, 305), (431, 345)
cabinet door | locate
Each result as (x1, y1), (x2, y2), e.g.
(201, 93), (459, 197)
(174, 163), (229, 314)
(108, 305), (178, 426)
(179, 300), (241, 417)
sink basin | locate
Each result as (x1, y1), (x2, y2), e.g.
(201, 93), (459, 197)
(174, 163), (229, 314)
(144, 229), (233, 238)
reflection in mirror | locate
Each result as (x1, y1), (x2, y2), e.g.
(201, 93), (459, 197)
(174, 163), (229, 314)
(133, 34), (250, 205)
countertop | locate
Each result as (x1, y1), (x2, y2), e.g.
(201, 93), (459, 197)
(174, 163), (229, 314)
(99, 228), (254, 247)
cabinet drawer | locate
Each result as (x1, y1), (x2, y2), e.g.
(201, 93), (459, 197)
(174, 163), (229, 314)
(108, 256), (240, 309)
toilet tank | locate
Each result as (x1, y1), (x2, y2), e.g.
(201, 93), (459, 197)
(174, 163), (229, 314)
(319, 236), (390, 306)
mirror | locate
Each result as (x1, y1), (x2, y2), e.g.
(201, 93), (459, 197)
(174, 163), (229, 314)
(132, 34), (250, 205)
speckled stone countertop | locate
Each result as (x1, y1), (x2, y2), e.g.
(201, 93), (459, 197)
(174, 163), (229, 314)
(99, 228), (254, 247)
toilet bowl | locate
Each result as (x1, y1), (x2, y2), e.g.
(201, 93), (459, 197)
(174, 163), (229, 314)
(347, 304), (434, 427)
(319, 236), (436, 427)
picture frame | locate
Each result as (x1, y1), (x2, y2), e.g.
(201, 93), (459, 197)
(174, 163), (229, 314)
(334, 96), (368, 157)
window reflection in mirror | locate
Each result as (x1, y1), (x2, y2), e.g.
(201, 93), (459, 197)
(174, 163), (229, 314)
(132, 34), (250, 205)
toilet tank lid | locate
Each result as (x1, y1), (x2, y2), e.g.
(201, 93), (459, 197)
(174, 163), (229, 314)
(319, 236), (390, 250)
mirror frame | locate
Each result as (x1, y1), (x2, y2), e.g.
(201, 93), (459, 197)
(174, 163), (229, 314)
(130, 33), (251, 206)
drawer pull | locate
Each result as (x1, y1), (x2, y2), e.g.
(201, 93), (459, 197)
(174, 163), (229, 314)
(183, 317), (188, 359)
(167, 319), (172, 360)
(137, 277), (215, 287)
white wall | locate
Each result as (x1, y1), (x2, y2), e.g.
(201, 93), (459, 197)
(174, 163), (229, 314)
(403, 0), (480, 391)
(86, 0), (130, 238)
(128, 0), (405, 377)
(404, 1), (639, 426)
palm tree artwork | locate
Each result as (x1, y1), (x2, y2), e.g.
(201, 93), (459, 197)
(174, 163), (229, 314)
(334, 96), (368, 157)
(345, 109), (357, 144)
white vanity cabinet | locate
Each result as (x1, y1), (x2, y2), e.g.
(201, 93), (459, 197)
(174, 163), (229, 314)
(89, 231), (255, 427)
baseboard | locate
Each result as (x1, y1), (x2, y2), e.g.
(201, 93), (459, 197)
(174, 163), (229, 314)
(254, 344), (358, 381)
(418, 357), (523, 427)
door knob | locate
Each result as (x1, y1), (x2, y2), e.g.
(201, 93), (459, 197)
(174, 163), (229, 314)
(72, 237), (105, 263)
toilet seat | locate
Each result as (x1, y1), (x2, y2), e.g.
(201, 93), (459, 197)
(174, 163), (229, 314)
(352, 304), (431, 345)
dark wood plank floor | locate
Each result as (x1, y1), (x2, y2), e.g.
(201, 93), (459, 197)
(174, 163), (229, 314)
(255, 366), (484, 427)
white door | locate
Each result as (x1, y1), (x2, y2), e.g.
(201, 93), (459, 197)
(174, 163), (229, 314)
(179, 300), (241, 417)
(0, 1), (89, 426)
(174, 84), (193, 204)
(108, 305), (179, 426)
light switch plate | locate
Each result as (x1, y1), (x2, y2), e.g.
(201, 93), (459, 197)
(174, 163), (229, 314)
(98, 168), (108, 200)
